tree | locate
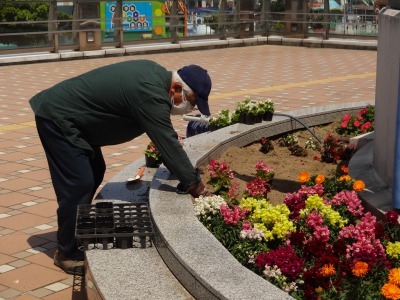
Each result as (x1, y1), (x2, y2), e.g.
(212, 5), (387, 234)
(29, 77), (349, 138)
(0, 0), (72, 46)
(0, 0), (50, 26)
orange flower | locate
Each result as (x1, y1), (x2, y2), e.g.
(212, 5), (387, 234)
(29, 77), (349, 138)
(315, 174), (325, 184)
(341, 165), (349, 174)
(315, 286), (324, 294)
(320, 264), (336, 277)
(339, 175), (351, 182)
(353, 180), (365, 192)
(298, 171), (310, 183)
(352, 261), (368, 277)
(389, 268), (400, 286)
(381, 283), (400, 300)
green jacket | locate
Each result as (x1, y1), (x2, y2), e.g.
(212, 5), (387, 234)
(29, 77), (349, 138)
(30, 59), (200, 186)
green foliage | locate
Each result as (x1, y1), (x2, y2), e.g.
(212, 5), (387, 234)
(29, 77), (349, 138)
(0, 0), (50, 24)
(209, 109), (232, 128)
(271, 0), (285, 12)
(0, 0), (72, 46)
(278, 133), (298, 147)
(203, 213), (242, 251)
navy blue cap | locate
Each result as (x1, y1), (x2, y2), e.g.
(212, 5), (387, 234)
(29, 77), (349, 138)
(177, 65), (212, 116)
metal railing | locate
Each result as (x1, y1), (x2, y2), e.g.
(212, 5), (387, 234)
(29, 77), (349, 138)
(0, 2), (379, 55)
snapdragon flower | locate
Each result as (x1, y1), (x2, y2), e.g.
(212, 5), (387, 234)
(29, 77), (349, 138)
(193, 195), (226, 217)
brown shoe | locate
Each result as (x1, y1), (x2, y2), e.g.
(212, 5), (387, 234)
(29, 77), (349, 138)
(54, 249), (85, 276)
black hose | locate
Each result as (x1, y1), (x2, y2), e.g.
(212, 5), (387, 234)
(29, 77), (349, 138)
(273, 113), (323, 144)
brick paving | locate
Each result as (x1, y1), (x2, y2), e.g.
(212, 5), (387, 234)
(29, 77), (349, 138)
(0, 44), (376, 299)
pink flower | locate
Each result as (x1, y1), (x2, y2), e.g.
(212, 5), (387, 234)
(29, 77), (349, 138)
(220, 205), (247, 226)
(313, 225), (330, 242)
(227, 182), (239, 200)
(306, 210), (324, 228)
(339, 212), (386, 267)
(353, 120), (361, 128)
(306, 211), (330, 242)
(242, 221), (253, 230)
(360, 108), (367, 115)
(331, 190), (364, 216)
(246, 178), (270, 198)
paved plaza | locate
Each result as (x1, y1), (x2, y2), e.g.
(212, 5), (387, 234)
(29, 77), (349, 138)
(0, 44), (377, 299)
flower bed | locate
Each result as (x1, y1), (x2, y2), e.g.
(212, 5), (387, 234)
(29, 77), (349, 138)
(193, 105), (400, 299)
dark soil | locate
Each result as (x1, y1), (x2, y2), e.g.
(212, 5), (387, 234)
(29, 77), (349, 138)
(199, 120), (346, 205)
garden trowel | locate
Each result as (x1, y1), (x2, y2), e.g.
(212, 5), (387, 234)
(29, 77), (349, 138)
(126, 166), (146, 184)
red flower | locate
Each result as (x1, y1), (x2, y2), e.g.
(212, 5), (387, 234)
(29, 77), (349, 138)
(374, 222), (386, 239)
(341, 120), (349, 128)
(332, 239), (347, 256)
(289, 231), (306, 248)
(342, 114), (352, 121)
(353, 120), (361, 128)
(256, 245), (304, 280)
(361, 121), (372, 132)
(385, 210), (399, 225)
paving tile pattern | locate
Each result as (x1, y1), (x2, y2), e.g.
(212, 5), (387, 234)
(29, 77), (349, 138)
(0, 44), (376, 299)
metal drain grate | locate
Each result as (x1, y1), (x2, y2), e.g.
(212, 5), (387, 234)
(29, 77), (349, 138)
(75, 202), (154, 249)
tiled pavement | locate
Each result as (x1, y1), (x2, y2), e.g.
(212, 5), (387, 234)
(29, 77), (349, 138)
(0, 44), (377, 299)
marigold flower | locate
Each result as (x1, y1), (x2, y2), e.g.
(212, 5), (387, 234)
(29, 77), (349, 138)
(320, 263), (336, 277)
(381, 283), (400, 300)
(339, 175), (351, 182)
(315, 174), (325, 184)
(298, 172), (310, 183)
(353, 180), (365, 192)
(389, 268), (400, 286)
(352, 261), (368, 277)
(341, 165), (349, 174)
(315, 286), (324, 294)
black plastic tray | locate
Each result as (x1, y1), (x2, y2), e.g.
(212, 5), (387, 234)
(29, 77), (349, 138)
(75, 202), (154, 249)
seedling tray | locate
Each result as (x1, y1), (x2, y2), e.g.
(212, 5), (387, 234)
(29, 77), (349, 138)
(75, 202), (154, 249)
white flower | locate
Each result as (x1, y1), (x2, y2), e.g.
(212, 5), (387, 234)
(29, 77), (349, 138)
(193, 195), (226, 217)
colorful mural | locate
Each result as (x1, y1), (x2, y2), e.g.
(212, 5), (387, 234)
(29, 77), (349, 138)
(100, 0), (167, 39)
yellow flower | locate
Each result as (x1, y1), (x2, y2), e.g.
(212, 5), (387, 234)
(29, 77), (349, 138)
(352, 261), (368, 277)
(339, 175), (351, 182)
(320, 263), (336, 277)
(387, 242), (400, 259)
(389, 268), (400, 286)
(315, 174), (325, 184)
(353, 180), (365, 192)
(298, 171), (310, 183)
(381, 282), (400, 300)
